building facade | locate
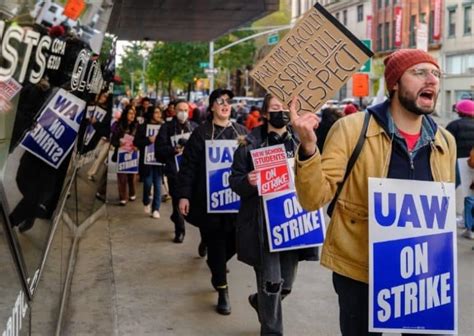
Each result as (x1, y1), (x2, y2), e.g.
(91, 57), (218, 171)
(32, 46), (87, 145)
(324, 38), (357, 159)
(440, 0), (474, 118)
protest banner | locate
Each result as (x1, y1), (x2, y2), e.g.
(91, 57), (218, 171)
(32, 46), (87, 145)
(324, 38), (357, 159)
(368, 178), (457, 334)
(117, 149), (139, 174)
(83, 105), (107, 146)
(263, 191), (325, 252)
(170, 133), (191, 147)
(0, 77), (22, 113)
(20, 89), (85, 169)
(205, 140), (240, 213)
(251, 144), (292, 196)
(250, 3), (373, 113)
(0, 77), (21, 102)
(144, 124), (162, 165)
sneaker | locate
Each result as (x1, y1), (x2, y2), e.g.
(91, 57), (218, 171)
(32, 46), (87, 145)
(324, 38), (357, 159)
(144, 204), (151, 214)
(152, 210), (160, 219)
(119, 200), (127, 206)
(129, 195), (136, 201)
(456, 216), (465, 229)
(462, 229), (474, 240)
(88, 175), (95, 181)
(161, 194), (171, 202)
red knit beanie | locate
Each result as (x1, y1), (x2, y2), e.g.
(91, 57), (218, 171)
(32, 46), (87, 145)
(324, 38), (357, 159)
(384, 49), (439, 94)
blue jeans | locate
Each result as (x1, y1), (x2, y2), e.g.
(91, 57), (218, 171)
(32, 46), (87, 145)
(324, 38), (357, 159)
(143, 166), (162, 211)
(465, 196), (474, 231)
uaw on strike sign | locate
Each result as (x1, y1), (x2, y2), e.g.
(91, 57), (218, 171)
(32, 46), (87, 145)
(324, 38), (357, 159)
(205, 140), (240, 213)
(21, 89), (85, 169)
(369, 178), (457, 334)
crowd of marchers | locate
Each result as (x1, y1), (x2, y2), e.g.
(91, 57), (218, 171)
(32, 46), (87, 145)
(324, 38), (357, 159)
(87, 48), (473, 336)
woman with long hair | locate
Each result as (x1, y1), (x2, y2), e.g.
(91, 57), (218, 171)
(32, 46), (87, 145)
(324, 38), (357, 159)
(230, 93), (319, 335)
(111, 105), (138, 205)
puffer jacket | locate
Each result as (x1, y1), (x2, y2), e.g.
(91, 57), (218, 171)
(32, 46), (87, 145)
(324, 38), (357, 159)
(295, 101), (456, 283)
(230, 125), (319, 267)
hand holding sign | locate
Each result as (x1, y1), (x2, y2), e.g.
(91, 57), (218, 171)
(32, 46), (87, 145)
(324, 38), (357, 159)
(247, 170), (259, 187)
(289, 97), (320, 157)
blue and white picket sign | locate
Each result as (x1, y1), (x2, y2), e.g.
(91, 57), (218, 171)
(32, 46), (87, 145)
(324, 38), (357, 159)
(83, 106), (107, 146)
(205, 140), (240, 213)
(175, 153), (183, 172)
(170, 133), (191, 147)
(117, 149), (139, 174)
(144, 124), (162, 165)
(263, 191), (325, 252)
(369, 178), (457, 334)
(20, 89), (86, 169)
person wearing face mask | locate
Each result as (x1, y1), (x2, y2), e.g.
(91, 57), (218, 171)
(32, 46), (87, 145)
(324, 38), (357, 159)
(177, 88), (248, 316)
(229, 93), (319, 335)
(155, 100), (197, 242)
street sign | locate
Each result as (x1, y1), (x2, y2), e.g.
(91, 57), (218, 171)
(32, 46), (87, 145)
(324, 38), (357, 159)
(199, 62), (209, 68)
(204, 68), (218, 75)
(360, 39), (372, 73)
(267, 33), (279, 45)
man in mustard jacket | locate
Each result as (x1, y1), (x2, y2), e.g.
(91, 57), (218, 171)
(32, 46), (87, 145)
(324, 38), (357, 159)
(290, 49), (456, 335)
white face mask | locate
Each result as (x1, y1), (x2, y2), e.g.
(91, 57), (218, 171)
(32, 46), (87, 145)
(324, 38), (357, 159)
(177, 111), (188, 123)
(165, 117), (172, 122)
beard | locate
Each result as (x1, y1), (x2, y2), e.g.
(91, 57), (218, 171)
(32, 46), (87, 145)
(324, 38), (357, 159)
(398, 85), (438, 116)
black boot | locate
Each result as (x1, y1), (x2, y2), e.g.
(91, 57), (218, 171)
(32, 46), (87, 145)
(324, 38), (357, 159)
(216, 287), (231, 315)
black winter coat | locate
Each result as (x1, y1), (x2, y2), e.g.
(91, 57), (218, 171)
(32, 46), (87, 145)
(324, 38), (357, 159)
(446, 116), (474, 158)
(154, 118), (197, 177)
(230, 125), (319, 267)
(176, 120), (247, 228)
(134, 121), (164, 177)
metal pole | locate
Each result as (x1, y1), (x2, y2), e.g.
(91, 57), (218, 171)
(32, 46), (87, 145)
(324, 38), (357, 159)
(142, 56), (146, 94)
(209, 41), (214, 93)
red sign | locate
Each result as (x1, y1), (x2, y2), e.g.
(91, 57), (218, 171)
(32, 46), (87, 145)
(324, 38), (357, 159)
(352, 73), (369, 97)
(251, 144), (292, 196)
(433, 0), (442, 40)
(394, 6), (403, 48)
(366, 15), (373, 40)
(63, 0), (86, 20)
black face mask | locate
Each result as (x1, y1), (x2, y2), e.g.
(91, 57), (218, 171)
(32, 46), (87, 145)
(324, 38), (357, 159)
(267, 111), (290, 129)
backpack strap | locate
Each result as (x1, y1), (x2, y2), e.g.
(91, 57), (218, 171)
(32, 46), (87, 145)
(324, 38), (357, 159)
(327, 112), (371, 217)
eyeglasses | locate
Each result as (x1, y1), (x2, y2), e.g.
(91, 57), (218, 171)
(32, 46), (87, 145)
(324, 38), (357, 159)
(408, 68), (442, 79)
(215, 98), (232, 105)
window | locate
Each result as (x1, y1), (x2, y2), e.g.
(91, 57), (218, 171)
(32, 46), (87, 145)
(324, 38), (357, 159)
(336, 12), (340, 21)
(448, 9), (456, 37)
(357, 4), (363, 22)
(429, 10), (435, 43)
(343, 10), (347, 25)
(393, 0), (398, 4)
(385, 0), (390, 7)
(419, 12), (426, 24)
(464, 6), (472, 35)
(377, 0), (382, 10)
(409, 15), (417, 47)
(446, 53), (474, 74)
(384, 22), (390, 50)
(377, 23), (383, 51)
